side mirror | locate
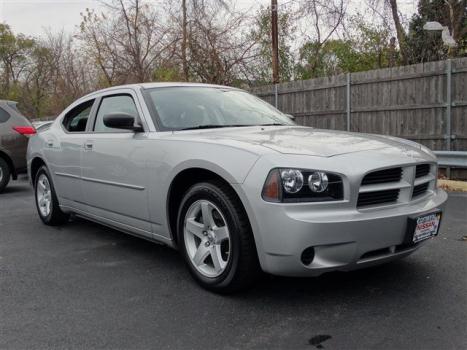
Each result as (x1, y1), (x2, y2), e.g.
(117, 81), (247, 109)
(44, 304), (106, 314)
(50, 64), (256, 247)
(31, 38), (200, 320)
(103, 113), (144, 132)
(285, 113), (295, 121)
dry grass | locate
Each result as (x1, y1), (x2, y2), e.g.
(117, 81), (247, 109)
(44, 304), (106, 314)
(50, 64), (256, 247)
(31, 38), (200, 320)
(438, 179), (467, 192)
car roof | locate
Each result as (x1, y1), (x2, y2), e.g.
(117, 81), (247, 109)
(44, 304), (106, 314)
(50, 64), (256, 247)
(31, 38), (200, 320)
(80, 82), (239, 100)
(0, 100), (24, 118)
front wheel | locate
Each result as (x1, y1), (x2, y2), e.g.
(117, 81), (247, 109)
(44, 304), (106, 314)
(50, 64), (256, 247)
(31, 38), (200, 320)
(177, 181), (260, 293)
(34, 166), (69, 225)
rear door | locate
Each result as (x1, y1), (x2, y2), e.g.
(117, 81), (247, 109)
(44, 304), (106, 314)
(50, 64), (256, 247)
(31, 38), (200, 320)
(46, 98), (96, 204)
(0, 105), (13, 157)
(80, 89), (152, 235)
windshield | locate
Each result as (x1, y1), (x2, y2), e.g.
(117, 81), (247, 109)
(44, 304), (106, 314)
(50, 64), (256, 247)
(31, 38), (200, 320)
(145, 87), (294, 131)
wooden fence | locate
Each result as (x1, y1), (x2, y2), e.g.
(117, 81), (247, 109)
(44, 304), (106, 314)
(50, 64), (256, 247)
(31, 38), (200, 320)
(251, 58), (467, 155)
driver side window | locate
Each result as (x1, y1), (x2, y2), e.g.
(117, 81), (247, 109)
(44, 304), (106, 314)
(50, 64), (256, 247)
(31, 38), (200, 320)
(94, 94), (139, 133)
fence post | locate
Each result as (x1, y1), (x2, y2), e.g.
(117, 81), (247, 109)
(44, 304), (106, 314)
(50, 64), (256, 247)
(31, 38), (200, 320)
(274, 83), (278, 108)
(346, 73), (351, 131)
(446, 59), (452, 178)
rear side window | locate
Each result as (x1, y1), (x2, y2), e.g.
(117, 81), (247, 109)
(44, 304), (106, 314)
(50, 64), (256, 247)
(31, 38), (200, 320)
(6, 102), (23, 116)
(94, 94), (139, 133)
(62, 100), (94, 132)
(0, 107), (11, 123)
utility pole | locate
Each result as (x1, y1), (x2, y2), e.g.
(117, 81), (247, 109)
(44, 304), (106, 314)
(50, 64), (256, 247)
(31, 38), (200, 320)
(182, 0), (188, 81)
(271, 0), (279, 84)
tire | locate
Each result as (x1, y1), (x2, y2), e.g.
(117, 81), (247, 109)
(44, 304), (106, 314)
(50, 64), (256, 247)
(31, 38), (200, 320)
(177, 181), (260, 293)
(34, 165), (69, 225)
(0, 157), (11, 193)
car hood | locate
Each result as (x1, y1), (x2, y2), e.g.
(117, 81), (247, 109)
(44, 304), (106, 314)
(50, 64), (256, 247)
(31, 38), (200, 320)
(171, 126), (430, 158)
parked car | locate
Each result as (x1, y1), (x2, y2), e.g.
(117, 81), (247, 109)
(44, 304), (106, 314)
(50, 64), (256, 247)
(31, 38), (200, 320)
(0, 100), (36, 193)
(27, 83), (447, 292)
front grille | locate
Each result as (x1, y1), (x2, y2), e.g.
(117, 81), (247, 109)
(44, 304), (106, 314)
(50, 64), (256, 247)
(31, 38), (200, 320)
(361, 167), (402, 185)
(412, 182), (429, 198)
(357, 164), (435, 208)
(357, 189), (400, 207)
(415, 164), (430, 178)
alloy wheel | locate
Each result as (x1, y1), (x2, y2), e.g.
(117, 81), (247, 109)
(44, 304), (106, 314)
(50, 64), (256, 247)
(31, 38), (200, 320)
(36, 174), (52, 217)
(183, 199), (231, 278)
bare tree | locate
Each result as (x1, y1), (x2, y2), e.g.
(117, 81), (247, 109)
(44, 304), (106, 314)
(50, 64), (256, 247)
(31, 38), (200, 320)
(387, 0), (408, 64)
(186, 3), (258, 84)
(366, 0), (409, 64)
(296, 0), (346, 75)
(175, 0), (230, 82)
(444, 0), (467, 56)
(0, 24), (34, 96)
(182, 0), (188, 80)
(20, 31), (94, 117)
(79, 0), (174, 85)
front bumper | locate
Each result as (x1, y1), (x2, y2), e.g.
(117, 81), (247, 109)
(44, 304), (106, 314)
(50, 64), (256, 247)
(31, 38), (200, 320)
(270, 187), (447, 276)
(248, 188), (447, 276)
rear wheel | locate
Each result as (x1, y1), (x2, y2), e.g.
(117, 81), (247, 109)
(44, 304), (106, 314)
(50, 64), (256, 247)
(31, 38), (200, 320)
(177, 181), (260, 293)
(0, 157), (11, 193)
(34, 166), (69, 225)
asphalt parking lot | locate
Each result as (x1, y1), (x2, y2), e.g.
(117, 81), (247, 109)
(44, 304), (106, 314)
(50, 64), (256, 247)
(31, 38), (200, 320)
(1, 178), (466, 350)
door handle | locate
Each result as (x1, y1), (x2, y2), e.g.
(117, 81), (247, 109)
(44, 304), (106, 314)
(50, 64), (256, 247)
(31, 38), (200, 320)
(84, 141), (93, 150)
(46, 140), (54, 147)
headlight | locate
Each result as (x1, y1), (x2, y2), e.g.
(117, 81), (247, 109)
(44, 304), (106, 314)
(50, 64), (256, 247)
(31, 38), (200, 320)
(262, 168), (343, 203)
(280, 169), (303, 193)
(308, 171), (328, 192)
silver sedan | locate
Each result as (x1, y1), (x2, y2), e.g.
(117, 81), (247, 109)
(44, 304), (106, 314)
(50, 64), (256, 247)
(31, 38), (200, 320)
(27, 83), (448, 292)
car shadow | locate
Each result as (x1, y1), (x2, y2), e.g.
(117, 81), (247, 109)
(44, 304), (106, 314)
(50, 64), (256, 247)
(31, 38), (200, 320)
(1, 184), (32, 195)
(63, 216), (430, 303)
(65, 216), (183, 263)
(252, 262), (412, 294)
(234, 258), (434, 307)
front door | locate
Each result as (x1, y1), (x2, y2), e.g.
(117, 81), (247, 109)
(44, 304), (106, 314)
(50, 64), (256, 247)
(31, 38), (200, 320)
(80, 92), (152, 235)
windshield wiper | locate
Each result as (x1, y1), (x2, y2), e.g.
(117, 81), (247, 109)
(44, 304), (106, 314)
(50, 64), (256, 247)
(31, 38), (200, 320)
(258, 123), (286, 126)
(180, 124), (251, 131)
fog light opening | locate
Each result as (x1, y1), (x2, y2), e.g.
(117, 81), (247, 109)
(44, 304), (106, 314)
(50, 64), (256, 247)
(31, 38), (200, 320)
(301, 247), (315, 266)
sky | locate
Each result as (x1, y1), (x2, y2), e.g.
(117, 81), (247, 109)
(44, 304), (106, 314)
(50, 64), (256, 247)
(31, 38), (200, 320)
(0, 0), (418, 38)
